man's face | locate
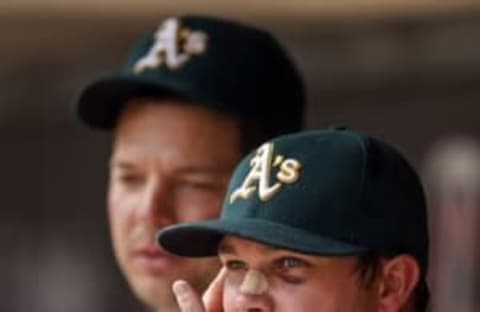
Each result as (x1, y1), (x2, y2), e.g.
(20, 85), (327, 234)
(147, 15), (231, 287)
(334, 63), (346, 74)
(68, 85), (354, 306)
(219, 236), (380, 312)
(108, 99), (242, 310)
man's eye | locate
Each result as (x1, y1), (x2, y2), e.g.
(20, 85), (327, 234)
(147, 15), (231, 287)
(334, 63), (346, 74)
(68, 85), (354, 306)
(277, 257), (306, 269)
(117, 174), (144, 186)
(178, 180), (219, 192)
(225, 260), (248, 271)
(275, 257), (308, 284)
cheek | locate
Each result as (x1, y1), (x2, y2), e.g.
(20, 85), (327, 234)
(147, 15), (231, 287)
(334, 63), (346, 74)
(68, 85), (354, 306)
(291, 277), (374, 312)
(107, 185), (136, 245)
(266, 282), (326, 311)
(174, 190), (224, 222)
(223, 274), (312, 312)
(271, 292), (318, 312)
(225, 269), (246, 286)
(265, 276), (356, 311)
(107, 181), (140, 219)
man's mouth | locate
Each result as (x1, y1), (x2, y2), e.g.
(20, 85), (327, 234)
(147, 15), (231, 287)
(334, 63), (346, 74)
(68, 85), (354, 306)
(132, 243), (175, 272)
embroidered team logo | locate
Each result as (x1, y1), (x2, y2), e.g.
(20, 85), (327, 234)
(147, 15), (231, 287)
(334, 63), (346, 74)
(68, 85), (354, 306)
(230, 142), (301, 203)
(134, 17), (208, 73)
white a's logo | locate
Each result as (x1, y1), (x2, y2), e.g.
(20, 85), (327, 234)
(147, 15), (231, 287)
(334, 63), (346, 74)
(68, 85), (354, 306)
(134, 17), (208, 73)
(230, 142), (301, 203)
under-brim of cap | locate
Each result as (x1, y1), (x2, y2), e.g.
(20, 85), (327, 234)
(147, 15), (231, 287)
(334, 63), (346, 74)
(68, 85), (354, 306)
(75, 74), (191, 130)
(158, 218), (367, 258)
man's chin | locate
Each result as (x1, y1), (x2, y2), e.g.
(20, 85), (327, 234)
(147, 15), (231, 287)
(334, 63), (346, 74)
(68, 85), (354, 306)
(129, 274), (178, 311)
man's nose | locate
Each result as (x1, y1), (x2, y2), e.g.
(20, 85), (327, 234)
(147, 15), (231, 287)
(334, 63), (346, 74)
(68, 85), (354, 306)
(234, 270), (273, 312)
(234, 293), (273, 312)
(136, 177), (175, 225)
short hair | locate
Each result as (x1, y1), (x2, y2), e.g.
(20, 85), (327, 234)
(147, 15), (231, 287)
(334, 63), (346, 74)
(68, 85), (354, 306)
(354, 251), (429, 312)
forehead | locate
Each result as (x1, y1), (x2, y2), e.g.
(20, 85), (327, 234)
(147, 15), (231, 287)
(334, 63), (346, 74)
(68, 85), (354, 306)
(219, 236), (281, 255)
(115, 98), (236, 143)
(111, 98), (242, 165)
(220, 237), (334, 260)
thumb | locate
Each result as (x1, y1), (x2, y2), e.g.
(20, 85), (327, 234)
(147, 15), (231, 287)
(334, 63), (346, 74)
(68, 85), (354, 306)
(172, 280), (205, 312)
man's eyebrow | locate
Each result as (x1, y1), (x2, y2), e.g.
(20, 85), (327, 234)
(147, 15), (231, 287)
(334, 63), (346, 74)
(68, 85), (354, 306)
(109, 160), (234, 174)
(218, 242), (237, 255)
(110, 160), (135, 170)
(218, 241), (285, 256)
(174, 166), (236, 179)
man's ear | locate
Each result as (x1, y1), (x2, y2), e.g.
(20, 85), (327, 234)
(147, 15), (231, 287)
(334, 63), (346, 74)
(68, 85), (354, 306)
(377, 255), (420, 312)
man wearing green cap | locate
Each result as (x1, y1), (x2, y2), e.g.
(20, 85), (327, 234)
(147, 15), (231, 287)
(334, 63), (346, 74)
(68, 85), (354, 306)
(75, 15), (305, 312)
(159, 128), (430, 312)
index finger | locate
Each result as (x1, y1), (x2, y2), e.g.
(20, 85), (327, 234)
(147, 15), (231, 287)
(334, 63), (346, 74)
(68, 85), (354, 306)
(172, 280), (205, 312)
(203, 267), (226, 312)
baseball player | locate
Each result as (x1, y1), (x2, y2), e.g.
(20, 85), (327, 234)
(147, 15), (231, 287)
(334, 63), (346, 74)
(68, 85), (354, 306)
(158, 128), (430, 312)
(75, 15), (305, 312)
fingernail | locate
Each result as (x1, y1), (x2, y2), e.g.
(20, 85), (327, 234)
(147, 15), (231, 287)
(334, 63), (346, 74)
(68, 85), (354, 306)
(172, 280), (188, 295)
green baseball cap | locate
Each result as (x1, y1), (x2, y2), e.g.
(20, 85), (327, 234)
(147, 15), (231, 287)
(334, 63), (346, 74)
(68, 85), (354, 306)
(158, 128), (429, 274)
(75, 15), (305, 137)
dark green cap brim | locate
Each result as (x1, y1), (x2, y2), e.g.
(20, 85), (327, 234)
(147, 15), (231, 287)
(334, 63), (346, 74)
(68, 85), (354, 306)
(158, 218), (367, 258)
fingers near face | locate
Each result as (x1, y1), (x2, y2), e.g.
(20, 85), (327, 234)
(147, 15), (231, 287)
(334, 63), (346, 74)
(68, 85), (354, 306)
(172, 280), (206, 312)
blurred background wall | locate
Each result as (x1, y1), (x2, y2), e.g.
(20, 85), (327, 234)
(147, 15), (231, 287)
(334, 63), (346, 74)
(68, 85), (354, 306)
(1, 1), (479, 311)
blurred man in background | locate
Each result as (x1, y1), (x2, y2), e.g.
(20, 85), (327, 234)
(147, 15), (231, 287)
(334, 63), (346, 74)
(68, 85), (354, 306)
(75, 15), (305, 312)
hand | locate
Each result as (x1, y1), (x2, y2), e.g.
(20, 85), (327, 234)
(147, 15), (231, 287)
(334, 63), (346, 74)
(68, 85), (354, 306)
(172, 268), (226, 312)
